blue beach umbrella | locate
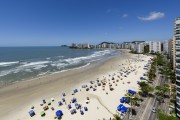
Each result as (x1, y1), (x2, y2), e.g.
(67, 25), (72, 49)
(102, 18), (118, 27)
(56, 110), (63, 119)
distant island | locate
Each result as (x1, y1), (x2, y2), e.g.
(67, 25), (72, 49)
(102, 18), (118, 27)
(60, 45), (68, 47)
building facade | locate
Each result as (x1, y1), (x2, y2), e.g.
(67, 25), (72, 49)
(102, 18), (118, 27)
(163, 40), (169, 54)
(149, 41), (161, 53)
(131, 41), (145, 53)
(168, 38), (176, 70)
(175, 18), (180, 117)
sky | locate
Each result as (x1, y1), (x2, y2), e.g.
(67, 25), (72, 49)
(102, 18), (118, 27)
(0, 0), (180, 46)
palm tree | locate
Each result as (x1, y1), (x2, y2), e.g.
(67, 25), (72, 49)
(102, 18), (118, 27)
(112, 114), (122, 120)
(155, 84), (170, 102)
(139, 82), (154, 97)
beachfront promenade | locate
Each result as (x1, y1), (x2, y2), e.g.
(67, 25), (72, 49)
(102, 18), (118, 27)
(0, 51), (153, 120)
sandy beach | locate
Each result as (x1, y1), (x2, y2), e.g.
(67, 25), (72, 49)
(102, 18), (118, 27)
(0, 50), (152, 120)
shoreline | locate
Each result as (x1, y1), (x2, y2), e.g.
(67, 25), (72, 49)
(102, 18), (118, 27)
(0, 50), (150, 120)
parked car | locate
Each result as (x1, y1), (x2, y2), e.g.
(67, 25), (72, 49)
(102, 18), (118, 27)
(152, 107), (156, 113)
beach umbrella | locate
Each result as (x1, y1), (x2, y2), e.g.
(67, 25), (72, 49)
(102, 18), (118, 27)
(71, 98), (77, 103)
(42, 99), (46, 104)
(90, 81), (94, 84)
(62, 93), (66, 96)
(86, 97), (90, 100)
(121, 106), (128, 113)
(68, 104), (72, 109)
(47, 101), (51, 105)
(40, 111), (45, 117)
(56, 110), (63, 119)
(84, 107), (88, 111)
(58, 101), (63, 106)
(80, 110), (84, 115)
(28, 110), (35, 117)
(51, 107), (55, 111)
(62, 98), (65, 102)
(117, 104), (123, 111)
(73, 89), (78, 93)
(43, 105), (49, 111)
(31, 105), (34, 109)
(51, 98), (55, 102)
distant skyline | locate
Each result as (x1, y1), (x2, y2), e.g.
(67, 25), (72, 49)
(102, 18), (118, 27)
(0, 0), (180, 46)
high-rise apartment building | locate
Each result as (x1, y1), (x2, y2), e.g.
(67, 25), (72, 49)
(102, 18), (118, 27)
(175, 17), (180, 117)
(149, 41), (161, 53)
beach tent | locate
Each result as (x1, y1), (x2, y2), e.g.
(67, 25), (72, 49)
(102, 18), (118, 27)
(128, 89), (136, 95)
(58, 101), (63, 106)
(56, 110), (63, 119)
(84, 107), (88, 111)
(125, 98), (130, 104)
(117, 104), (123, 111)
(28, 110), (35, 117)
(42, 99), (46, 104)
(40, 111), (45, 117)
(121, 106), (128, 113)
(120, 97), (126, 103)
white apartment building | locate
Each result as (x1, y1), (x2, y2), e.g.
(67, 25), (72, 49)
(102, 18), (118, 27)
(131, 42), (144, 53)
(149, 41), (161, 53)
(175, 17), (180, 118)
(163, 40), (169, 54)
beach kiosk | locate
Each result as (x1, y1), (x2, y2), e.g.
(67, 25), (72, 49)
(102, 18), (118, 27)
(56, 110), (63, 119)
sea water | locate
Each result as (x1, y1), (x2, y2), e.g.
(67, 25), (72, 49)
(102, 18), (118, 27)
(0, 47), (118, 86)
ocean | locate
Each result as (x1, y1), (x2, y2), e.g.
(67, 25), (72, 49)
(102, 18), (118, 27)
(0, 47), (118, 86)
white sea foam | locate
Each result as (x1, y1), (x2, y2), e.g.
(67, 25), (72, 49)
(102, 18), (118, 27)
(33, 65), (48, 70)
(0, 61), (19, 67)
(22, 61), (50, 67)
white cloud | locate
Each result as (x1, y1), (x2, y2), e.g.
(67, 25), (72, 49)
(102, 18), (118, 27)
(138, 12), (165, 21)
(122, 14), (128, 18)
